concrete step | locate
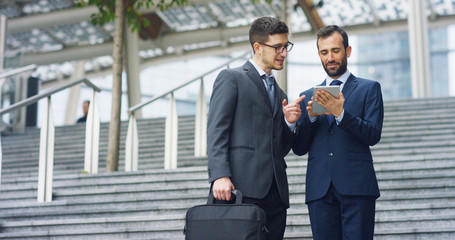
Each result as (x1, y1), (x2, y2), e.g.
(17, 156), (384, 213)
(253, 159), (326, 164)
(1, 97), (454, 239)
(2, 156), (453, 195)
(1, 173), (454, 221)
(2, 166), (454, 200)
(2, 153), (453, 190)
(2, 201), (455, 239)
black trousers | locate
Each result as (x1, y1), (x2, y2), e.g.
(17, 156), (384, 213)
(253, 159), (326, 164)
(215, 179), (288, 240)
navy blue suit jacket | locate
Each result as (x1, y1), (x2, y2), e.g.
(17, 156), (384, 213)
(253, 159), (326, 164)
(293, 73), (384, 203)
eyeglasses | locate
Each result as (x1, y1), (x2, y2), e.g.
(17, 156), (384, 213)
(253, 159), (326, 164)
(258, 42), (294, 53)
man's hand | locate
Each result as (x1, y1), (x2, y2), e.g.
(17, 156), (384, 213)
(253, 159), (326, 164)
(314, 90), (345, 117)
(306, 97), (321, 118)
(212, 177), (235, 201)
(282, 95), (305, 124)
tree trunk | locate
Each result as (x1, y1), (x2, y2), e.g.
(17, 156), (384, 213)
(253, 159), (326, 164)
(106, 0), (125, 172)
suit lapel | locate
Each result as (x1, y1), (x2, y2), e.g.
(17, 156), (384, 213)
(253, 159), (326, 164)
(243, 62), (274, 112)
(319, 74), (357, 129)
(341, 73), (358, 101)
(272, 81), (281, 117)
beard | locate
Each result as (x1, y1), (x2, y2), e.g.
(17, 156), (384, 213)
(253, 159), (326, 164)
(322, 56), (348, 78)
(263, 55), (284, 71)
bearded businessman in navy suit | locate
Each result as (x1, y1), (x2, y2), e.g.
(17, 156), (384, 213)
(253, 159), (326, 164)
(293, 25), (384, 239)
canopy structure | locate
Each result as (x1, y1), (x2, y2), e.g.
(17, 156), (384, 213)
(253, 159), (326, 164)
(2, 0), (454, 83)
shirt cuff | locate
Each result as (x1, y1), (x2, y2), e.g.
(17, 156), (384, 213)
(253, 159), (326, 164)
(309, 113), (318, 123)
(335, 109), (345, 125)
(285, 117), (297, 133)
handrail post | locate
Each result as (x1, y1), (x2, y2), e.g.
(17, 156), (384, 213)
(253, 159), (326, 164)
(164, 93), (178, 169)
(125, 51), (250, 169)
(0, 77), (100, 202)
(37, 96), (55, 203)
(84, 89), (100, 174)
(125, 112), (138, 171)
(12, 72), (30, 133)
(0, 136), (2, 195)
(195, 79), (207, 157)
(0, 79), (5, 189)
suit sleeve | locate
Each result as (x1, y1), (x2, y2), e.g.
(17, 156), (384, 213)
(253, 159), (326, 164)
(207, 70), (237, 183)
(338, 82), (384, 146)
(278, 94), (297, 159)
(292, 92), (318, 156)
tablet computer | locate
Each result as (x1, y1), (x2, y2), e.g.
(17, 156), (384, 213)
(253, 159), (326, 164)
(312, 85), (340, 114)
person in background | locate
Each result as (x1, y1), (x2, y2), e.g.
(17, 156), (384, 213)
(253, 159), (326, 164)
(292, 25), (384, 239)
(77, 100), (90, 123)
(207, 16), (304, 240)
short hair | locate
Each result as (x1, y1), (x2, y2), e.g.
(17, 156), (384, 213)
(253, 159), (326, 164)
(249, 16), (289, 50)
(316, 25), (349, 50)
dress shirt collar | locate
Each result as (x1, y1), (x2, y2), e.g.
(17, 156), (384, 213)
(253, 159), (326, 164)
(249, 59), (274, 78)
(325, 69), (351, 88)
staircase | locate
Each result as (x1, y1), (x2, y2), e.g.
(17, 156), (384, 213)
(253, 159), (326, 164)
(1, 97), (455, 239)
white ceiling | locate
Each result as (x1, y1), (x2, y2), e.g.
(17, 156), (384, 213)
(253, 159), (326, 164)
(2, 0), (455, 81)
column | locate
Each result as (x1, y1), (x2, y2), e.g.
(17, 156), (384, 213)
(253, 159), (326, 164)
(126, 29), (142, 118)
(448, 25), (455, 96)
(64, 60), (85, 125)
(275, 0), (291, 94)
(408, 0), (431, 98)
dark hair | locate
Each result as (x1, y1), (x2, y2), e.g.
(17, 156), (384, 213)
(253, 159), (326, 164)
(316, 25), (349, 50)
(249, 16), (289, 50)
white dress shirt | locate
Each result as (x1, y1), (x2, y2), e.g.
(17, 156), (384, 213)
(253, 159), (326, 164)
(249, 59), (296, 132)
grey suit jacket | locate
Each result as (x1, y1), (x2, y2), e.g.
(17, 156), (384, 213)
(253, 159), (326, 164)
(207, 61), (295, 207)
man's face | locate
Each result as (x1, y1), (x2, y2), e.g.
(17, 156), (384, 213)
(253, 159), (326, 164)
(317, 32), (351, 79)
(83, 101), (89, 115)
(256, 33), (289, 74)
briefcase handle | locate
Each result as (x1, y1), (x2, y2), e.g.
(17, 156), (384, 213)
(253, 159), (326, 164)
(207, 189), (243, 204)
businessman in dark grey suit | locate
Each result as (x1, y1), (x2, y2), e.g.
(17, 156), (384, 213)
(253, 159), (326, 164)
(293, 25), (384, 239)
(207, 16), (304, 240)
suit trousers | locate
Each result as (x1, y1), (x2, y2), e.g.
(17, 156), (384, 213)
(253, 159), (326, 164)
(215, 178), (288, 240)
(307, 183), (376, 240)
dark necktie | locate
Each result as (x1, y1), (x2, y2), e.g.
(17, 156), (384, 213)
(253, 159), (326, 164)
(263, 75), (275, 110)
(326, 80), (343, 126)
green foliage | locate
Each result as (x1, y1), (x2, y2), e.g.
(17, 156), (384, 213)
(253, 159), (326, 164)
(76, 0), (188, 32)
(256, 0), (273, 4)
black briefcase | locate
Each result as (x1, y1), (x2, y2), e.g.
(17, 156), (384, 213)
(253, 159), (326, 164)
(184, 190), (267, 240)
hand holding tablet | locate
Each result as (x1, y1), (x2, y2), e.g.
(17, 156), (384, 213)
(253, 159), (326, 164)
(312, 85), (340, 114)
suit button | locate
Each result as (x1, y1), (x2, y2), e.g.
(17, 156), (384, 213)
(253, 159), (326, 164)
(328, 153), (333, 157)
(328, 130), (334, 135)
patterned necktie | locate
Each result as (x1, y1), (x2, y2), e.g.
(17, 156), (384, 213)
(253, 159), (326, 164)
(264, 75), (275, 110)
(326, 80), (343, 126)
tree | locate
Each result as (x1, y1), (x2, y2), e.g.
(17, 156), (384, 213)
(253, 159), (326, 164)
(77, 0), (188, 172)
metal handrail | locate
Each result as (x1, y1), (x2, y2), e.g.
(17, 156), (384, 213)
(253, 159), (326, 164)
(0, 78), (100, 116)
(128, 51), (251, 114)
(124, 51), (251, 171)
(0, 77), (101, 203)
(0, 64), (37, 79)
